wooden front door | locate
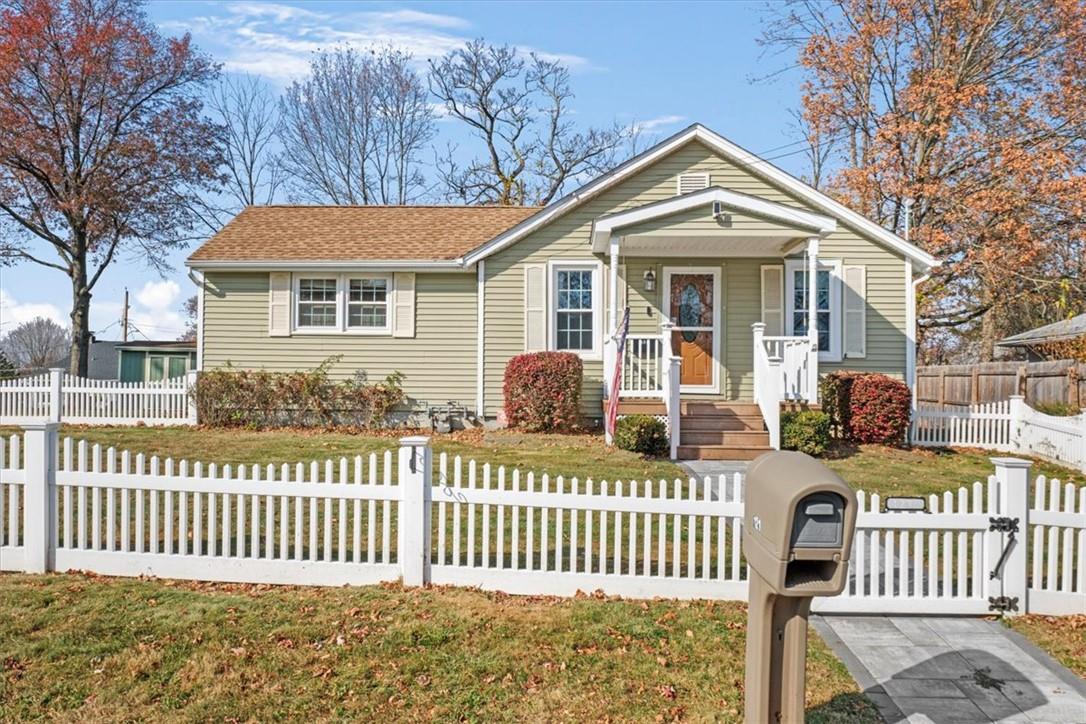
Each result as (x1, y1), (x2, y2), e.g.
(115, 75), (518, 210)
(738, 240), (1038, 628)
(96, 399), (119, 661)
(667, 271), (717, 390)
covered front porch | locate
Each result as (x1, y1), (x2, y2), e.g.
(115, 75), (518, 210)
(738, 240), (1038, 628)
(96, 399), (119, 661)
(593, 187), (838, 458)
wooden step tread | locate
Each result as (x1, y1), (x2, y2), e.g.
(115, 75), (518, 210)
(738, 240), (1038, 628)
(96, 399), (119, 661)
(680, 430), (771, 446)
(676, 444), (773, 461)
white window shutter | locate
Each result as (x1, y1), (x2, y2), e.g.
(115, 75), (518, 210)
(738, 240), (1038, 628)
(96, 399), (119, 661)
(392, 272), (416, 338)
(268, 272), (291, 337)
(844, 265), (866, 358)
(760, 265), (784, 336)
(524, 264), (546, 351)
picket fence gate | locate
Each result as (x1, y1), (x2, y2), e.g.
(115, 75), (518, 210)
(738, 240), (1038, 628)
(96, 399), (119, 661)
(912, 395), (1086, 473)
(0, 369), (196, 426)
(1, 424), (1082, 616)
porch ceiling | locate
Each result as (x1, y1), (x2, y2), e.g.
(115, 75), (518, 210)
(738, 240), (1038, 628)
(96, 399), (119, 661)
(590, 186), (837, 255)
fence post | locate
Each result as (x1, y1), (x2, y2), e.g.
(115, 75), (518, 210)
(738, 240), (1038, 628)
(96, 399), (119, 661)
(990, 457), (1032, 615)
(185, 370), (199, 425)
(398, 435), (432, 587)
(1008, 395), (1025, 452)
(49, 368), (63, 423)
(23, 422), (59, 573)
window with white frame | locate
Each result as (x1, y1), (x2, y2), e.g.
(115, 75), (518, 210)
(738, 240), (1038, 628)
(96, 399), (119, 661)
(551, 263), (600, 356)
(347, 277), (389, 331)
(785, 260), (841, 361)
(296, 277), (338, 328)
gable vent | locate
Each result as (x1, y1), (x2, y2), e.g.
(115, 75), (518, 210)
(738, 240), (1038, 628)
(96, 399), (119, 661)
(676, 172), (710, 195)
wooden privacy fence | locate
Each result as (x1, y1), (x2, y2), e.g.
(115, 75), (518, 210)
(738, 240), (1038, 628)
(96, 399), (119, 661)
(0, 369), (196, 426)
(912, 396), (1086, 472)
(2, 426), (1082, 616)
(917, 359), (1086, 410)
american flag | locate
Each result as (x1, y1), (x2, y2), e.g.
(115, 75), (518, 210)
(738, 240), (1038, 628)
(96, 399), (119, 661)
(606, 307), (631, 439)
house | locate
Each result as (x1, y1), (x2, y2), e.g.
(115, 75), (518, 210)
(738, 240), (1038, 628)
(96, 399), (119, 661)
(997, 314), (1086, 362)
(187, 123), (938, 459)
(115, 340), (197, 382)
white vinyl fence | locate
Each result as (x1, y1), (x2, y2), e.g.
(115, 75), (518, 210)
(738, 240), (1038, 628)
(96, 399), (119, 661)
(913, 395), (1086, 472)
(3, 425), (1082, 616)
(0, 369), (196, 426)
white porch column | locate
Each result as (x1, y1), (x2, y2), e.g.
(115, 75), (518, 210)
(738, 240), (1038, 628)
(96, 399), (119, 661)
(603, 235), (620, 407)
(806, 237), (820, 403)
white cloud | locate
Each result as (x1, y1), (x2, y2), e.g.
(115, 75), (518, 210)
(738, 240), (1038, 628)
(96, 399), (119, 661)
(171, 1), (594, 86)
(136, 280), (181, 312)
(0, 288), (66, 331)
(128, 280), (186, 339)
(629, 115), (687, 134)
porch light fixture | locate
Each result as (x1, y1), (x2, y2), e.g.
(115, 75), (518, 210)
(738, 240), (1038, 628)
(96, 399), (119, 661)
(643, 269), (656, 292)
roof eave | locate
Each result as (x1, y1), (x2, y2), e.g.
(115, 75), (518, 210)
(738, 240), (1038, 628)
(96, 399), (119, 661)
(185, 258), (469, 271)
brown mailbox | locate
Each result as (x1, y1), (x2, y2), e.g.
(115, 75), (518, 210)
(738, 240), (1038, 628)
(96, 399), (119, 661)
(743, 451), (858, 724)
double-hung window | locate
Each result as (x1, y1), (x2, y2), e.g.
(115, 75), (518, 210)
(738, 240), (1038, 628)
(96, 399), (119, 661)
(296, 278), (338, 329)
(550, 262), (601, 358)
(347, 277), (390, 332)
(784, 260), (841, 361)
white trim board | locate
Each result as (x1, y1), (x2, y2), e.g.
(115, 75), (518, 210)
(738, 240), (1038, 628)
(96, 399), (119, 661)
(662, 266), (723, 394)
(590, 186), (837, 251)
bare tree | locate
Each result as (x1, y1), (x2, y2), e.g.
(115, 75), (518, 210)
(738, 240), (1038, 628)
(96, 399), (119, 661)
(179, 294), (197, 341)
(209, 74), (283, 209)
(1, 317), (71, 369)
(429, 40), (627, 206)
(373, 49), (437, 204)
(277, 47), (434, 205)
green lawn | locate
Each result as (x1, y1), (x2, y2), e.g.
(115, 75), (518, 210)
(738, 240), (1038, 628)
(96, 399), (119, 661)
(0, 573), (877, 722)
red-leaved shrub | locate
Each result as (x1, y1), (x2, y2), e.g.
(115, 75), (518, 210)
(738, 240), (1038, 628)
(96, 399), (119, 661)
(847, 373), (911, 445)
(503, 352), (583, 431)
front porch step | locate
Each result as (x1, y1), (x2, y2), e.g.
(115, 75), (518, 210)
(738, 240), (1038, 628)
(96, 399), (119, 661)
(680, 430), (771, 447)
(681, 411), (764, 432)
(676, 444), (772, 461)
(680, 401), (761, 416)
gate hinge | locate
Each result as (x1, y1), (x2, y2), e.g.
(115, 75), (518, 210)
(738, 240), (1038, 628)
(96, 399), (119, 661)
(989, 516), (1019, 534)
(988, 595), (1019, 613)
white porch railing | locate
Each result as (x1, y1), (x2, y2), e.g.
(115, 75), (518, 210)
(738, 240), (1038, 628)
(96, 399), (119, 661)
(752, 324), (782, 449)
(761, 335), (814, 401)
(619, 335), (665, 397)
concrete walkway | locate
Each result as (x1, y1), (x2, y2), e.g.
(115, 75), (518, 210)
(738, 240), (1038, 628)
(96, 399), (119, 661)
(813, 615), (1086, 723)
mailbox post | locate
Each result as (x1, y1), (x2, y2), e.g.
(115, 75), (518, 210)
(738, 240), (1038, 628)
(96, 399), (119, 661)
(743, 451), (857, 724)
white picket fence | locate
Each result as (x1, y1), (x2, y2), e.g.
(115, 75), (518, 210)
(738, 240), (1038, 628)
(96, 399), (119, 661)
(912, 395), (1086, 472)
(2, 425), (1082, 616)
(0, 369), (196, 426)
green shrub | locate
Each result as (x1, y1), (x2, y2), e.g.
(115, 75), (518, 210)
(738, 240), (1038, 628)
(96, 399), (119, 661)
(614, 414), (669, 457)
(820, 371), (859, 438)
(780, 410), (831, 456)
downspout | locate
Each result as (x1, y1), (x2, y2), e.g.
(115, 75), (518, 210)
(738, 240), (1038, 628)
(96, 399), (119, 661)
(476, 260), (486, 421)
(187, 268), (206, 371)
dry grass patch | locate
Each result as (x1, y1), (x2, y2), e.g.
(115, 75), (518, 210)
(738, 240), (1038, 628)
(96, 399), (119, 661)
(1004, 614), (1086, 679)
(0, 573), (877, 722)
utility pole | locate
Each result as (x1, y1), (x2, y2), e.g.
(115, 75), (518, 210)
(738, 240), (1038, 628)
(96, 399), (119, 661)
(121, 288), (129, 342)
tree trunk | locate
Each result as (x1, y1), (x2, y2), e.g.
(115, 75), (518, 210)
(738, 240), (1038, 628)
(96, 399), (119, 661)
(68, 262), (91, 377)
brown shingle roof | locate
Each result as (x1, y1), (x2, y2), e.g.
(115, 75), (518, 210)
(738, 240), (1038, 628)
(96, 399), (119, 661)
(187, 205), (543, 263)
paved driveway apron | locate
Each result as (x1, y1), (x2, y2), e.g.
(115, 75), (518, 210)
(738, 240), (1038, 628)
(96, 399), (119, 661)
(813, 615), (1086, 723)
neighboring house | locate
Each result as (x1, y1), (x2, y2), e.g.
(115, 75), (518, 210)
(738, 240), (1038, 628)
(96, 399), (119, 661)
(87, 338), (121, 379)
(997, 314), (1086, 362)
(115, 340), (197, 382)
(187, 123), (938, 458)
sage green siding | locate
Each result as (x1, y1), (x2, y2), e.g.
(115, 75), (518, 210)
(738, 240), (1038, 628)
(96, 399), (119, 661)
(202, 271), (478, 412)
(481, 139), (909, 417)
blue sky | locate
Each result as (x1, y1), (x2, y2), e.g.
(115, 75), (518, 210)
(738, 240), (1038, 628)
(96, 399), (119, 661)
(0, 0), (808, 341)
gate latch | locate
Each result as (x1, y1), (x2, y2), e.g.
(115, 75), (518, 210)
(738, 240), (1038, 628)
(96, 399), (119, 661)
(988, 516), (1020, 581)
